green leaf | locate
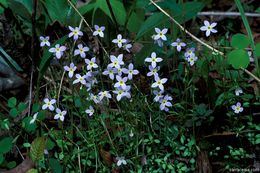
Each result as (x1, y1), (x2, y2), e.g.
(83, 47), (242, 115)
(8, 97), (17, 108)
(255, 43), (260, 57)
(30, 137), (46, 162)
(231, 33), (250, 49)
(0, 137), (13, 154)
(0, 47), (23, 71)
(79, 2), (95, 15)
(0, 0), (8, 8)
(26, 169), (38, 173)
(32, 103), (40, 113)
(46, 139), (55, 150)
(14, 0), (32, 14)
(256, 7), (260, 13)
(45, 0), (69, 23)
(109, 0), (126, 25)
(49, 158), (62, 173)
(136, 12), (168, 39)
(127, 12), (144, 33)
(0, 6), (4, 15)
(9, 108), (18, 118)
(227, 49), (250, 69)
(74, 97), (82, 108)
(22, 117), (37, 132)
(18, 102), (27, 112)
(0, 153), (3, 164)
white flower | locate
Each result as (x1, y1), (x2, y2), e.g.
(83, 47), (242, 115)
(89, 94), (101, 104)
(64, 63), (77, 78)
(200, 20), (217, 37)
(187, 55), (198, 66)
(154, 28), (168, 41)
(68, 26), (83, 40)
(122, 63), (139, 80)
(108, 54), (124, 69)
(248, 51), (254, 62)
(39, 36), (50, 47)
(235, 88), (243, 96)
(93, 25), (105, 38)
(73, 74), (87, 85)
(54, 108), (67, 122)
(112, 34), (127, 48)
(116, 157), (127, 166)
(147, 65), (160, 78)
(153, 90), (164, 102)
(151, 75), (167, 91)
(129, 130), (134, 137)
(145, 52), (163, 68)
(231, 102), (244, 114)
(98, 91), (112, 100)
(30, 112), (38, 124)
(114, 75), (128, 89)
(85, 57), (98, 70)
(171, 38), (186, 52)
(152, 35), (164, 47)
(103, 67), (117, 80)
(159, 95), (172, 112)
(85, 106), (94, 116)
(113, 89), (124, 101)
(49, 44), (66, 59)
(184, 48), (195, 58)
(74, 44), (89, 58)
(123, 42), (132, 52)
(42, 98), (56, 111)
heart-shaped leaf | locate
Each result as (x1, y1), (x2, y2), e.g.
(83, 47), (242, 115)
(227, 49), (249, 69)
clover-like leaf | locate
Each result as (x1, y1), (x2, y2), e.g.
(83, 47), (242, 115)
(231, 33), (250, 49)
(0, 137), (13, 154)
(227, 49), (249, 69)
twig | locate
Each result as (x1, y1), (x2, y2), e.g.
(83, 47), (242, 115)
(242, 68), (260, 83)
(149, 0), (224, 56)
(198, 11), (260, 17)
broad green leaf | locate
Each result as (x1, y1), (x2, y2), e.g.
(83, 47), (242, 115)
(110, 0), (126, 25)
(79, 2), (95, 15)
(0, 137), (13, 154)
(49, 158), (62, 173)
(0, 0), (8, 8)
(227, 49), (249, 69)
(22, 117), (37, 132)
(8, 97), (17, 108)
(30, 137), (46, 162)
(14, 0), (32, 14)
(18, 102), (27, 112)
(97, 0), (126, 25)
(8, 0), (31, 20)
(231, 33), (250, 49)
(0, 6), (4, 14)
(0, 47), (23, 71)
(9, 108), (18, 118)
(127, 12), (144, 33)
(255, 43), (260, 57)
(136, 12), (168, 39)
(45, 0), (70, 23)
